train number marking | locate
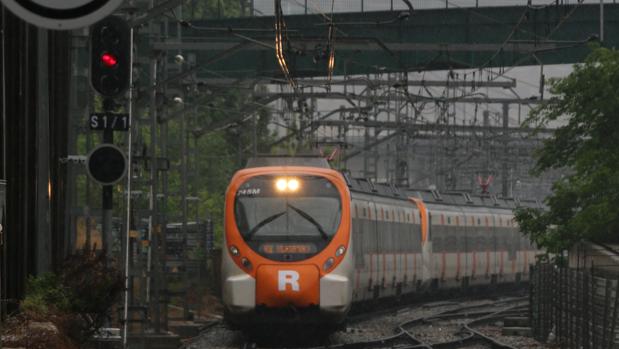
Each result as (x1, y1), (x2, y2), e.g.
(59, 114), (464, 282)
(278, 270), (300, 292)
(237, 188), (261, 196)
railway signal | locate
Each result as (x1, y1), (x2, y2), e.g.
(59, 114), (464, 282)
(86, 144), (127, 186)
(90, 16), (130, 97)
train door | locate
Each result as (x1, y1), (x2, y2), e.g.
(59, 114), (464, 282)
(368, 200), (380, 297)
(457, 207), (470, 284)
(351, 197), (371, 300)
(491, 213), (500, 281)
(481, 210), (493, 279)
(408, 197), (431, 283)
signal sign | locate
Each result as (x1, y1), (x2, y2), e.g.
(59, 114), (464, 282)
(1, 0), (125, 30)
(86, 144), (127, 186)
(89, 113), (129, 131)
(90, 16), (130, 98)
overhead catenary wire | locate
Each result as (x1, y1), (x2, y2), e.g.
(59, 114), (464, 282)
(326, 0), (336, 85)
(275, 0), (298, 91)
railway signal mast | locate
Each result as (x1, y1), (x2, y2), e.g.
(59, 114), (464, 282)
(88, 15), (131, 252)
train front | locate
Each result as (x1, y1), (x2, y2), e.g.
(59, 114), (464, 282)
(222, 165), (353, 326)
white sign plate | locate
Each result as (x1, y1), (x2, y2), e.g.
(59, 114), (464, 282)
(1, 0), (125, 30)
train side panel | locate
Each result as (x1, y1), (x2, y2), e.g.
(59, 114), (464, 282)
(349, 190), (539, 303)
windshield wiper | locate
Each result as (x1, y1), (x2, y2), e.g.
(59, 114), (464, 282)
(287, 203), (330, 241)
(245, 211), (286, 241)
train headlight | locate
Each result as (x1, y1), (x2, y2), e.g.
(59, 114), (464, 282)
(275, 177), (301, 192)
(287, 178), (300, 191)
(336, 245), (346, 257)
(275, 178), (287, 191)
(230, 245), (240, 256)
(323, 257), (334, 271)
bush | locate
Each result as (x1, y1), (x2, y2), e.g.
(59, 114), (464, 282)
(17, 248), (123, 344)
(21, 273), (71, 315)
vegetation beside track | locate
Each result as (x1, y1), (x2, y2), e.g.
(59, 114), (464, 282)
(516, 46), (619, 253)
(1, 249), (123, 348)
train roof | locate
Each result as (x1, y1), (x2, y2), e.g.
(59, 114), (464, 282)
(342, 173), (544, 211)
(246, 156), (330, 169)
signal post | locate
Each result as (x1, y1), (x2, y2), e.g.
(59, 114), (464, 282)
(88, 16), (131, 252)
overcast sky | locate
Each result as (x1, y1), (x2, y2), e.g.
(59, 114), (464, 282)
(255, 0), (611, 16)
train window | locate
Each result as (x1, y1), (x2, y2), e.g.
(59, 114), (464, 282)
(233, 175), (342, 262)
(385, 209), (389, 220)
(455, 216), (459, 226)
(478, 218), (481, 225)
(447, 216), (451, 225)
(363, 207), (367, 217)
(381, 208), (384, 220)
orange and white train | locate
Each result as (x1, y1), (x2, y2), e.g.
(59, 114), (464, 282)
(221, 157), (542, 327)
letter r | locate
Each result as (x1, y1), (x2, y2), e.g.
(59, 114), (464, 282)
(278, 270), (300, 292)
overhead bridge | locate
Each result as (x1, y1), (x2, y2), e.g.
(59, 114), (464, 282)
(159, 3), (618, 79)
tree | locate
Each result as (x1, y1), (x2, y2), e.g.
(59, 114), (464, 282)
(515, 46), (619, 253)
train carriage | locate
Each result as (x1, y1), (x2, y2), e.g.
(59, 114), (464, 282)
(221, 157), (542, 327)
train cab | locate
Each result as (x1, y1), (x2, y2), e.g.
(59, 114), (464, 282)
(221, 157), (353, 326)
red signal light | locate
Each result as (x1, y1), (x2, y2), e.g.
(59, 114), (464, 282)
(101, 53), (118, 68)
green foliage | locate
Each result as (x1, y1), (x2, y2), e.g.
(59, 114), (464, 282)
(21, 273), (71, 315)
(19, 250), (123, 343)
(162, 88), (275, 242)
(516, 46), (619, 252)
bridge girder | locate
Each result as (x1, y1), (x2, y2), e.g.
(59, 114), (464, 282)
(161, 4), (616, 79)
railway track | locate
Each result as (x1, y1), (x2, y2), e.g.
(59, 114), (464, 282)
(323, 297), (528, 349)
(184, 294), (544, 349)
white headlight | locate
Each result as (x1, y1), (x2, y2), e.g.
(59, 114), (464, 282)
(287, 178), (300, 191)
(275, 178), (287, 191)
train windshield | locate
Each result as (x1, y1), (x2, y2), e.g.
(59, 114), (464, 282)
(234, 175), (342, 261)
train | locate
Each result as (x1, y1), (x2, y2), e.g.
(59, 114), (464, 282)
(221, 157), (542, 327)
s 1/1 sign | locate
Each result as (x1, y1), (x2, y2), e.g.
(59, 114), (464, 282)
(89, 113), (129, 131)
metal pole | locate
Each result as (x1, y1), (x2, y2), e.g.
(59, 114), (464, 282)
(252, 113), (257, 157)
(181, 101), (189, 320)
(501, 103), (509, 198)
(1, 8), (5, 181)
(0, 8), (5, 324)
(102, 130), (113, 254)
(122, 27), (135, 349)
(600, 0), (604, 42)
(146, 55), (158, 305)
(35, 28), (51, 273)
